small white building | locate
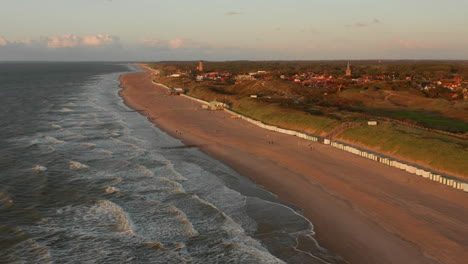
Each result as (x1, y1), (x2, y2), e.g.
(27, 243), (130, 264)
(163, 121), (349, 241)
(170, 88), (185, 95)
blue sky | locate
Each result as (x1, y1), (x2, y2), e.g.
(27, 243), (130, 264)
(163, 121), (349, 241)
(1, 0), (467, 61)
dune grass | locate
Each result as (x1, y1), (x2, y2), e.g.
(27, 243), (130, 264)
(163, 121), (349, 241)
(390, 111), (468, 132)
(338, 122), (468, 177)
(233, 98), (339, 135)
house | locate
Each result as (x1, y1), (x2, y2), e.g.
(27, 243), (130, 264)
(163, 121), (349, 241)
(170, 88), (185, 95)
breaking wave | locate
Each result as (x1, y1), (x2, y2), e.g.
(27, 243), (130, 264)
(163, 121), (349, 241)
(33, 165), (48, 173)
(69, 161), (89, 170)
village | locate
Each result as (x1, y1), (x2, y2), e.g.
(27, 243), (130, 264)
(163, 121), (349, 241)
(164, 61), (468, 99)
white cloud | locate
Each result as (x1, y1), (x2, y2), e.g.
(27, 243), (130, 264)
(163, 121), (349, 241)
(169, 38), (184, 49)
(142, 38), (202, 49)
(82, 34), (118, 47)
(14, 39), (32, 45)
(0, 37), (34, 46)
(0, 37), (8, 46)
(40, 34), (118, 48)
(44, 34), (80, 48)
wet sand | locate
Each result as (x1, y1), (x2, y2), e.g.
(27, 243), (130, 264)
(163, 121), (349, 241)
(119, 68), (468, 264)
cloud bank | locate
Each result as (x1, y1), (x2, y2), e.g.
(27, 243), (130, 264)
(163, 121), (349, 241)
(42, 34), (119, 48)
(142, 38), (204, 50)
(0, 34), (119, 49)
(0, 34), (123, 61)
(1, 33), (466, 61)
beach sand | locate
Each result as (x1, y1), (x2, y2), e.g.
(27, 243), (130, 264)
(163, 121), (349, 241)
(119, 69), (468, 264)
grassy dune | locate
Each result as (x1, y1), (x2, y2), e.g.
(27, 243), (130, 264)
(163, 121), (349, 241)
(233, 98), (339, 135)
(151, 69), (467, 178)
(338, 122), (468, 177)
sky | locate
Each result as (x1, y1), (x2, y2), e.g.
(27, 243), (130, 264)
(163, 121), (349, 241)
(1, 0), (467, 61)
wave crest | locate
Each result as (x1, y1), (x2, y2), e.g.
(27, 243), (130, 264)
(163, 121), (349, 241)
(69, 161), (89, 170)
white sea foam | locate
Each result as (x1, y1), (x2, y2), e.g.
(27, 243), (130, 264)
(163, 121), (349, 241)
(94, 200), (133, 232)
(33, 165), (48, 172)
(0, 192), (14, 208)
(120, 199), (199, 242)
(42, 136), (65, 144)
(50, 124), (62, 129)
(125, 135), (145, 143)
(110, 137), (146, 154)
(100, 150), (113, 156)
(62, 129), (85, 138)
(69, 161), (89, 170)
(165, 205), (198, 237)
(105, 186), (119, 194)
(2, 237), (53, 264)
(163, 161), (188, 181)
(292, 234), (335, 264)
(136, 164), (154, 177)
(50, 200), (133, 234)
(210, 243), (286, 264)
(157, 177), (185, 192)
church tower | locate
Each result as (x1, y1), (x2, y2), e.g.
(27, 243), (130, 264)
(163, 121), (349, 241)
(197, 60), (204, 72)
(345, 61), (352, 76)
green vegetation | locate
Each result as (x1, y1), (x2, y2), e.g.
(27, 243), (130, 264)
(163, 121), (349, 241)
(148, 61), (468, 177)
(338, 123), (468, 177)
(349, 106), (468, 133)
(391, 111), (468, 132)
(233, 98), (338, 135)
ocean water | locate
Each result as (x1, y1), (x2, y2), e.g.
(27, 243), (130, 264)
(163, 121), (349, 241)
(0, 62), (340, 264)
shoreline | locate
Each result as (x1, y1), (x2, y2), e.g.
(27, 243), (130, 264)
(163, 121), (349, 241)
(119, 68), (468, 264)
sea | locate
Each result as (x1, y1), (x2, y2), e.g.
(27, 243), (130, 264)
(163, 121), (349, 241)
(0, 62), (341, 264)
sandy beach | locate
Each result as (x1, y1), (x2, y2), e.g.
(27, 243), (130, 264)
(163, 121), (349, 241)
(119, 68), (468, 264)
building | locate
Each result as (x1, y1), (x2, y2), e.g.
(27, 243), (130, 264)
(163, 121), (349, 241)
(196, 60), (204, 72)
(169, 88), (185, 95)
(345, 61), (352, 76)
